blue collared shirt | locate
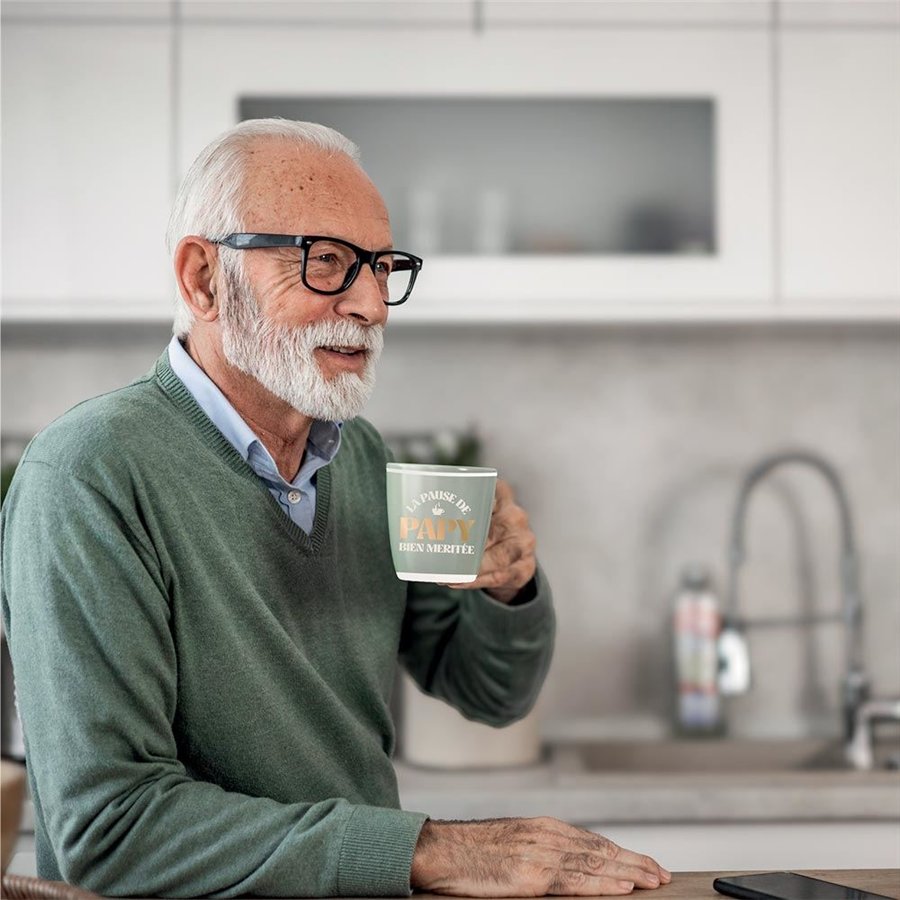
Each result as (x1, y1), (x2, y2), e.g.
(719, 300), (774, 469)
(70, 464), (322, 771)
(167, 336), (341, 534)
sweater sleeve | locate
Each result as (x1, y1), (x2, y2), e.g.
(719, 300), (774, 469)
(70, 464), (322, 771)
(1, 460), (427, 898)
(398, 568), (556, 726)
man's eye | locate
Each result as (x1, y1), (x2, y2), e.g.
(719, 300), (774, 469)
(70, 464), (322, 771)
(314, 253), (338, 264)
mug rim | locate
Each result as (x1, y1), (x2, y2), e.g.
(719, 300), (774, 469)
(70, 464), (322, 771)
(386, 462), (497, 476)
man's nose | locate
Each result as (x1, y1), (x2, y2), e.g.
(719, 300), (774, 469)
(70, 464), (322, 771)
(333, 263), (388, 326)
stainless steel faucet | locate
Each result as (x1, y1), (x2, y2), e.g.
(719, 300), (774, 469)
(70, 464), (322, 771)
(846, 698), (900, 770)
(721, 449), (870, 745)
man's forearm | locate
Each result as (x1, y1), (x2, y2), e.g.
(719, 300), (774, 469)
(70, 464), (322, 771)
(400, 566), (555, 727)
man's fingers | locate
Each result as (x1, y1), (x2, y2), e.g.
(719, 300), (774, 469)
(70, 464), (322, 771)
(486, 507), (527, 547)
(480, 546), (537, 584)
(482, 535), (530, 569)
(491, 478), (514, 513)
(483, 517), (536, 563)
(487, 819), (660, 891)
(547, 869), (634, 896)
(558, 851), (661, 890)
(485, 515), (535, 551)
(451, 557), (534, 592)
(536, 820), (671, 886)
(441, 534), (535, 591)
(595, 842), (671, 883)
(582, 845), (669, 886)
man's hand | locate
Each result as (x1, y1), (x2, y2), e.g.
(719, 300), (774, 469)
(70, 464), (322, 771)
(410, 817), (672, 896)
(444, 478), (537, 604)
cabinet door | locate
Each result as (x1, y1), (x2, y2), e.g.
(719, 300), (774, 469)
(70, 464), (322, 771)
(483, 1), (771, 26)
(1, 1), (171, 20)
(179, 27), (772, 320)
(779, 28), (900, 304)
(1, 23), (173, 319)
(179, 1), (472, 25)
(779, 1), (900, 26)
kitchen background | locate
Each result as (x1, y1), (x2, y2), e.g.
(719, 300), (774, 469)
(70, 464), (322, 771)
(2, 0), (899, 875)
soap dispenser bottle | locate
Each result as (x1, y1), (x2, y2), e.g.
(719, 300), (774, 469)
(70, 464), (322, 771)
(673, 564), (724, 735)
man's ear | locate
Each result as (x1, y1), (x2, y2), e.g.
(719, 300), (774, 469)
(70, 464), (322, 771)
(174, 236), (221, 322)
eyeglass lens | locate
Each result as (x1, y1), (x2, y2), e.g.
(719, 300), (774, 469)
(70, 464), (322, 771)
(305, 239), (415, 304)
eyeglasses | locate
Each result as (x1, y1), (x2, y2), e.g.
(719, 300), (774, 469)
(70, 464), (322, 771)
(215, 233), (423, 306)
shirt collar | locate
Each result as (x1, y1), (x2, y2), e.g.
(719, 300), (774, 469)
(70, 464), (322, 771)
(166, 335), (342, 466)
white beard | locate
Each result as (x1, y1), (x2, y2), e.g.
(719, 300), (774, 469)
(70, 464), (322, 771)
(218, 260), (384, 422)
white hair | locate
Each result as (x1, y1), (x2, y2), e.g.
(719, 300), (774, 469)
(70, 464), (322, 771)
(166, 118), (361, 338)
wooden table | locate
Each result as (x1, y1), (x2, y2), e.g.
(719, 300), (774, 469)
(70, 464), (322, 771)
(408, 870), (899, 900)
(627, 870), (899, 900)
(4, 867), (897, 899)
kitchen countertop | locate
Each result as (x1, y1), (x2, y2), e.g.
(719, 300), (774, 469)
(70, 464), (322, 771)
(395, 741), (900, 824)
(656, 870), (900, 899)
(6, 834), (897, 900)
(604, 870), (898, 900)
(338, 870), (900, 900)
(4, 868), (894, 900)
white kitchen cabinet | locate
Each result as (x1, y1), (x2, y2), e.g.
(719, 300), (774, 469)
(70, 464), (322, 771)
(1, 22), (173, 319)
(5, 7), (897, 323)
(483, 1), (772, 27)
(0, 1), (172, 21)
(179, 26), (773, 320)
(179, 1), (473, 25)
(778, 27), (900, 306)
(779, 1), (900, 26)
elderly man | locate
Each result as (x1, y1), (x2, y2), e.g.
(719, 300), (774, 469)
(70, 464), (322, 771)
(1, 119), (669, 897)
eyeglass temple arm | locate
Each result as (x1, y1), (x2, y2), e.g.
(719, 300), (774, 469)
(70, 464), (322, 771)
(217, 234), (304, 249)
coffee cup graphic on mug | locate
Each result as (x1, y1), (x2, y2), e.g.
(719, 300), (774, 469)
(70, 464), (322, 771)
(386, 463), (498, 583)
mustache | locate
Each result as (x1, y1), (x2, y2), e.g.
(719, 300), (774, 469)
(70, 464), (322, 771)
(258, 316), (385, 356)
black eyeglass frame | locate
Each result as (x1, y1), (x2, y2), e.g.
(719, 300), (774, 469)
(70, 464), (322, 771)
(215, 233), (423, 306)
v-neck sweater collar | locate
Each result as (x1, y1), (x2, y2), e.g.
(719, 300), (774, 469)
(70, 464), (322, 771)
(153, 347), (333, 553)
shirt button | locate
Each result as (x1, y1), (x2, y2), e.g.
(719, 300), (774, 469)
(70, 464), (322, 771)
(287, 490), (303, 505)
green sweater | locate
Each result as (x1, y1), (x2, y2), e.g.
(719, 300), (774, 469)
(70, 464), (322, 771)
(1, 349), (555, 898)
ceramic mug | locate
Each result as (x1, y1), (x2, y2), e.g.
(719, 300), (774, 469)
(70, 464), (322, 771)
(386, 462), (497, 583)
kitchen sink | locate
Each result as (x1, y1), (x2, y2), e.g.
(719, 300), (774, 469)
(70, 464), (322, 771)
(551, 737), (900, 774)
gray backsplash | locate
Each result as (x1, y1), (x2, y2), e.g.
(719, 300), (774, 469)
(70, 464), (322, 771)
(3, 321), (898, 739)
